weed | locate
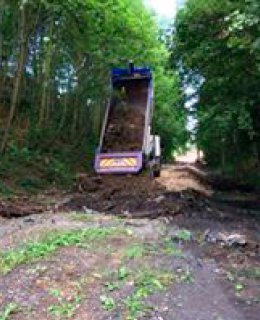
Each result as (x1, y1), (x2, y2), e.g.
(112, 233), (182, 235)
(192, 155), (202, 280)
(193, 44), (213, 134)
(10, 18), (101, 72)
(134, 269), (173, 291)
(104, 282), (121, 291)
(235, 283), (245, 292)
(171, 230), (192, 242)
(163, 242), (184, 257)
(117, 267), (130, 280)
(18, 178), (46, 191)
(100, 295), (116, 310)
(48, 286), (82, 318)
(0, 227), (125, 274)
(0, 303), (20, 320)
(49, 288), (62, 298)
(0, 182), (12, 199)
(237, 268), (260, 280)
(124, 268), (174, 319)
(48, 299), (81, 319)
(125, 244), (144, 259)
(144, 243), (160, 255)
(176, 268), (194, 283)
(124, 295), (149, 319)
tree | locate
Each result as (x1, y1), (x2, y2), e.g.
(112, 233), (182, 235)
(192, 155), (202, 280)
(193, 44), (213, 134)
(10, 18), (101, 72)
(172, 0), (260, 176)
(0, 0), (188, 173)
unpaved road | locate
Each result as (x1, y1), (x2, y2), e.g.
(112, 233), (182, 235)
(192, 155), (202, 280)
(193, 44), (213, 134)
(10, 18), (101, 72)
(0, 164), (259, 320)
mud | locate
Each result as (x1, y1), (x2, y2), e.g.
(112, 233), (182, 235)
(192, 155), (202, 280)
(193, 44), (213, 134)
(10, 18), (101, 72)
(66, 175), (210, 219)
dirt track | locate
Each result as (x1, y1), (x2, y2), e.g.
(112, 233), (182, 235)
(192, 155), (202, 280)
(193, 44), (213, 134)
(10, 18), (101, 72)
(0, 164), (259, 319)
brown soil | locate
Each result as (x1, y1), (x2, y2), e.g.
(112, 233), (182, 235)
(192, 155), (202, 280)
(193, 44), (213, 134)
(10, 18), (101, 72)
(0, 163), (259, 320)
(102, 107), (145, 152)
(65, 166), (213, 219)
(101, 80), (147, 153)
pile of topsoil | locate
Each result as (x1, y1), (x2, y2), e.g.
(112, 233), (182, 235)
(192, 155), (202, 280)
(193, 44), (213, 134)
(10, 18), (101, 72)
(64, 175), (210, 219)
(0, 197), (44, 218)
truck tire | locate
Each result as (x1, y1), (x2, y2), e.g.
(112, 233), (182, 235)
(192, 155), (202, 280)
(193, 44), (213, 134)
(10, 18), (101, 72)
(153, 168), (160, 178)
(148, 158), (161, 178)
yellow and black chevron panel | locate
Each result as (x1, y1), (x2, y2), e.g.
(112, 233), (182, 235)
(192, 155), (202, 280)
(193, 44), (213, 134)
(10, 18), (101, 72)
(100, 158), (138, 168)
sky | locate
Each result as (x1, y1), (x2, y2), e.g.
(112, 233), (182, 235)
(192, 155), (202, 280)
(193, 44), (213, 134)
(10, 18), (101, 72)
(145, 0), (177, 19)
(145, 0), (195, 132)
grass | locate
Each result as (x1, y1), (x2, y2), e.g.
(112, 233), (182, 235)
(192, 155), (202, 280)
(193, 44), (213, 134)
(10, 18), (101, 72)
(0, 181), (13, 199)
(0, 227), (126, 274)
(163, 242), (184, 257)
(100, 295), (116, 311)
(237, 268), (260, 280)
(226, 267), (260, 294)
(0, 303), (20, 320)
(124, 239), (185, 262)
(101, 262), (174, 319)
(100, 248), (175, 320)
(124, 244), (144, 259)
(103, 263), (174, 318)
(48, 290), (82, 318)
(47, 283), (83, 318)
(0, 224), (194, 319)
(124, 268), (174, 319)
(69, 212), (98, 222)
(171, 230), (192, 242)
(104, 281), (122, 291)
(117, 266), (130, 280)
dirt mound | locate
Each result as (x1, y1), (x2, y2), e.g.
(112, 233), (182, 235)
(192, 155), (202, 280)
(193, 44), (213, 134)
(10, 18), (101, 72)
(0, 198), (44, 218)
(64, 175), (210, 219)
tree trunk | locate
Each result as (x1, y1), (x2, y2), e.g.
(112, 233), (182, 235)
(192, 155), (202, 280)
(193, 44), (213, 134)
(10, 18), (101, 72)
(58, 92), (69, 133)
(0, 0), (5, 74)
(1, 6), (26, 154)
(39, 20), (53, 127)
(0, 0), (6, 100)
(71, 92), (80, 139)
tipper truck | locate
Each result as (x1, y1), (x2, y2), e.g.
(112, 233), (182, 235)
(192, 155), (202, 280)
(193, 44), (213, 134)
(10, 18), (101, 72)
(94, 62), (161, 176)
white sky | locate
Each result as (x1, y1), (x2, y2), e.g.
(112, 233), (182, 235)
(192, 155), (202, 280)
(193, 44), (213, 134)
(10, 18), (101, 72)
(145, 0), (177, 19)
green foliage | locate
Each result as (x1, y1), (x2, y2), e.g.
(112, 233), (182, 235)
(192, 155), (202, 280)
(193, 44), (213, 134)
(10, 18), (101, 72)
(171, 230), (192, 242)
(44, 157), (73, 185)
(117, 266), (130, 281)
(104, 282), (121, 292)
(153, 68), (189, 158)
(125, 244), (144, 259)
(100, 295), (116, 311)
(48, 284), (82, 319)
(0, 0), (188, 181)
(48, 294), (82, 319)
(0, 227), (124, 274)
(0, 304), (20, 320)
(172, 0), (260, 178)
(0, 181), (12, 198)
(124, 269), (173, 319)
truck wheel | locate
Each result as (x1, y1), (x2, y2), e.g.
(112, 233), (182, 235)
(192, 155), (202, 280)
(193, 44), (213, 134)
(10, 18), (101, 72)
(153, 168), (160, 178)
(148, 166), (160, 178)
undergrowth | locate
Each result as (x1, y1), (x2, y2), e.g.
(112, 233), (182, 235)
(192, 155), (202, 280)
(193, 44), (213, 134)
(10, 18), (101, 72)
(0, 227), (125, 274)
(0, 142), (76, 194)
(0, 303), (20, 320)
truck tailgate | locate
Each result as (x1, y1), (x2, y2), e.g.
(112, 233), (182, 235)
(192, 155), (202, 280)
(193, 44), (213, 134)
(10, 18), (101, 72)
(95, 152), (143, 174)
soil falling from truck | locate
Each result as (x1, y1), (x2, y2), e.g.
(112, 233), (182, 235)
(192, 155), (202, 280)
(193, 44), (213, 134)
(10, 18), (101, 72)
(102, 79), (148, 153)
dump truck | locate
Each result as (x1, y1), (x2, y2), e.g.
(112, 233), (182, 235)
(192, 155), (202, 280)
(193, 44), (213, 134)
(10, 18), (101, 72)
(94, 62), (161, 176)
